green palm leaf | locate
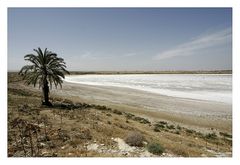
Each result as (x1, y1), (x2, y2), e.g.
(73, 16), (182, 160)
(19, 47), (70, 106)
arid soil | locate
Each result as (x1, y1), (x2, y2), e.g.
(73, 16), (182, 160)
(8, 73), (232, 157)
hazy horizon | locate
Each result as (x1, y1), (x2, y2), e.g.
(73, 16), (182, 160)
(8, 8), (232, 71)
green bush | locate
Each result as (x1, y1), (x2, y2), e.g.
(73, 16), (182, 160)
(133, 116), (151, 124)
(205, 133), (217, 140)
(166, 125), (175, 130)
(147, 142), (164, 155)
(153, 123), (165, 132)
(158, 121), (167, 125)
(113, 109), (123, 115)
(219, 132), (232, 138)
(186, 129), (195, 134)
(177, 125), (182, 130)
(154, 123), (165, 129)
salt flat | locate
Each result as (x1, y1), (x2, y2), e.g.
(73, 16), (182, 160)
(51, 75), (232, 133)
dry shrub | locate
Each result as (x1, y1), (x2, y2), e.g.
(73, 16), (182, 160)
(124, 131), (145, 147)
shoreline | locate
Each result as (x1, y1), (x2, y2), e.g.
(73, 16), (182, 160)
(50, 80), (232, 133)
(63, 74), (232, 105)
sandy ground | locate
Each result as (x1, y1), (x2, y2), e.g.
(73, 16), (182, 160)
(50, 81), (232, 133)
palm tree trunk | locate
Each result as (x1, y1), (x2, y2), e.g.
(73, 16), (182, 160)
(42, 79), (52, 106)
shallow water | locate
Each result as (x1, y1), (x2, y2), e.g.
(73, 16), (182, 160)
(65, 74), (232, 104)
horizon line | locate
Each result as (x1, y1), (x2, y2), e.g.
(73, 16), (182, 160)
(8, 69), (232, 72)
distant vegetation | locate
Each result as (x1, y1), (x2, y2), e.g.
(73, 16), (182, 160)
(69, 70), (232, 75)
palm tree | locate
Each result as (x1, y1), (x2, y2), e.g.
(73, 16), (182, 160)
(19, 47), (70, 106)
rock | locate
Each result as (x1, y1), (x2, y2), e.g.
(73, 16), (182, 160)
(114, 138), (134, 152)
(39, 142), (46, 148)
(140, 151), (152, 157)
(143, 141), (148, 145)
(41, 150), (51, 156)
(87, 143), (99, 151)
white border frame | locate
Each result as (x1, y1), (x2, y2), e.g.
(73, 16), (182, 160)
(1, 0), (239, 165)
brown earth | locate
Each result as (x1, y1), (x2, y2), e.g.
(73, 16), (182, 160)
(7, 72), (232, 157)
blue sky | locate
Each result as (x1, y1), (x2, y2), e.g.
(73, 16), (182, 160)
(8, 8), (232, 71)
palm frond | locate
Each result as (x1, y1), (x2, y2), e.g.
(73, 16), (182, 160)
(19, 47), (69, 89)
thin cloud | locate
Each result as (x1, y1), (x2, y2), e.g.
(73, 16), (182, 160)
(79, 51), (97, 60)
(153, 27), (232, 60)
(80, 52), (137, 59)
(122, 53), (137, 57)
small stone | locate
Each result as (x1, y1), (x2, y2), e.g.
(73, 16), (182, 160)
(41, 151), (50, 156)
(87, 143), (99, 151)
(40, 142), (46, 147)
